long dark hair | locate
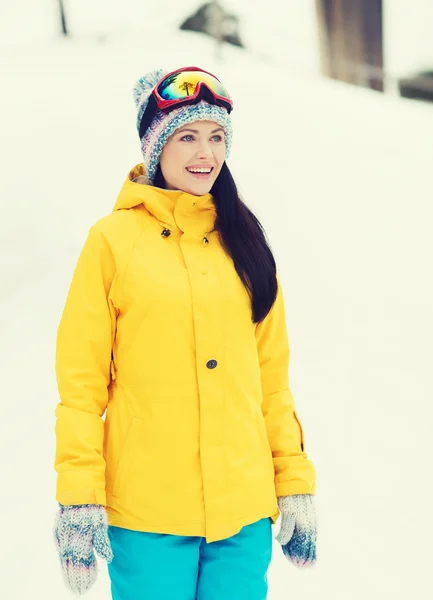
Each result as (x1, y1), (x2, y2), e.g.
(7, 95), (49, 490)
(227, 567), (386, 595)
(154, 162), (278, 324)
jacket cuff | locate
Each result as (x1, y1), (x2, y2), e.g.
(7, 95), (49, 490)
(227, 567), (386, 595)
(276, 480), (316, 497)
(56, 488), (107, 506)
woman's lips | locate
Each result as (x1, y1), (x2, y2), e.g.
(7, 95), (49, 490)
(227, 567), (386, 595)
(185, 167), (214, 179)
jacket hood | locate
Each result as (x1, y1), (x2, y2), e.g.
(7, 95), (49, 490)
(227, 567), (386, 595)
(113, 163), (217, 236)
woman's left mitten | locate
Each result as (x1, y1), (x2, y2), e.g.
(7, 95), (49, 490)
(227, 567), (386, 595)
(53, 503), (113, 596)
(275, 494), (317, 567)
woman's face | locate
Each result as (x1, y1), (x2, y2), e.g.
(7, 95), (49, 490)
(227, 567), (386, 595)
(159, 120), (226, 195)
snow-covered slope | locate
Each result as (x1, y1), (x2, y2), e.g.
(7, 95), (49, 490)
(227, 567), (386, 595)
(0, 0), (320, 75)
(1, 17), (432, 600)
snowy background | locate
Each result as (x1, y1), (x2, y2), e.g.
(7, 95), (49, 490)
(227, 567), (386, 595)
(1, 1), (432, 599)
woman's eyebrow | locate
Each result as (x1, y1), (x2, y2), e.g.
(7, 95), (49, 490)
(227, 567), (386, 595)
(177, 128), (198, 134)
(176, 127), (225, 134)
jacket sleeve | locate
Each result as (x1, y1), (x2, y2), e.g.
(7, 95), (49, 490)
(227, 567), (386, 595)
(54, 224), (118, 506)
(255, 273), (316, 497)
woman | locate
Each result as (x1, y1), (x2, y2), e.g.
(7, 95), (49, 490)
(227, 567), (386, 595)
(53, 66), (317, 599)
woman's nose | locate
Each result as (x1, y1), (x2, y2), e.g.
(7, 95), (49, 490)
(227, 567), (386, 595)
(195, 144), (213, 159)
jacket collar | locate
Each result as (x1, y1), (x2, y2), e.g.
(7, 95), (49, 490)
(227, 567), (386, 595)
(113, 164), (217, 237)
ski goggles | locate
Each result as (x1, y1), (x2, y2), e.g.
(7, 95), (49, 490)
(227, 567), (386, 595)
(139, 66), (233, 139)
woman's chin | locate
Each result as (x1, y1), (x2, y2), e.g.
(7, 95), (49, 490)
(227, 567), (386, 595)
(181, 179), (213, 196)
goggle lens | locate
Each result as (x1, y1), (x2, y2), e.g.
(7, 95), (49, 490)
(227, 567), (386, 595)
(157, 70), (230, 101)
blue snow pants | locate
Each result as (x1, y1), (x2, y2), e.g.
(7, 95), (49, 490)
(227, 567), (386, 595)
(107, 517), (273, 600)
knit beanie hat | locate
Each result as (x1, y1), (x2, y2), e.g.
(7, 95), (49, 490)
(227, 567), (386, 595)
(133, 69), (233, 185)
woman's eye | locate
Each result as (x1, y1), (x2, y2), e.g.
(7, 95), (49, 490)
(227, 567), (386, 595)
(180, 134), (223, 142)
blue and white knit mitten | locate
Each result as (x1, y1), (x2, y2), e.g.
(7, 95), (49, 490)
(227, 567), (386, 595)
(53, 504), (113, 596)
(275, 494), (317, 567)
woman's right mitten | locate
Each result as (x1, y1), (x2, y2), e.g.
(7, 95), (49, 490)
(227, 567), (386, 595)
(53, 503), (113, 596)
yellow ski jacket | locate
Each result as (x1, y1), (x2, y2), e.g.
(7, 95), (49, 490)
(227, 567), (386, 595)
(54, 164), (316, 543)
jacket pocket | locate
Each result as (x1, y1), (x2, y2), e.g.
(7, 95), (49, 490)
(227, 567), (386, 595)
(293, 409), (305, 452)
(112, 417), (141, 498)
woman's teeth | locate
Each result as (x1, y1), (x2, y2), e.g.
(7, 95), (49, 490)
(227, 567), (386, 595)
(186, 168), (212, 173)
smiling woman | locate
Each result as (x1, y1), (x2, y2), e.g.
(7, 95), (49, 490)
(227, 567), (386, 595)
(53, 65), (317, 599)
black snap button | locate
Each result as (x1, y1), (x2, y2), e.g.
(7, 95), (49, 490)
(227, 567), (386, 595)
(206, 359), (218, 369)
